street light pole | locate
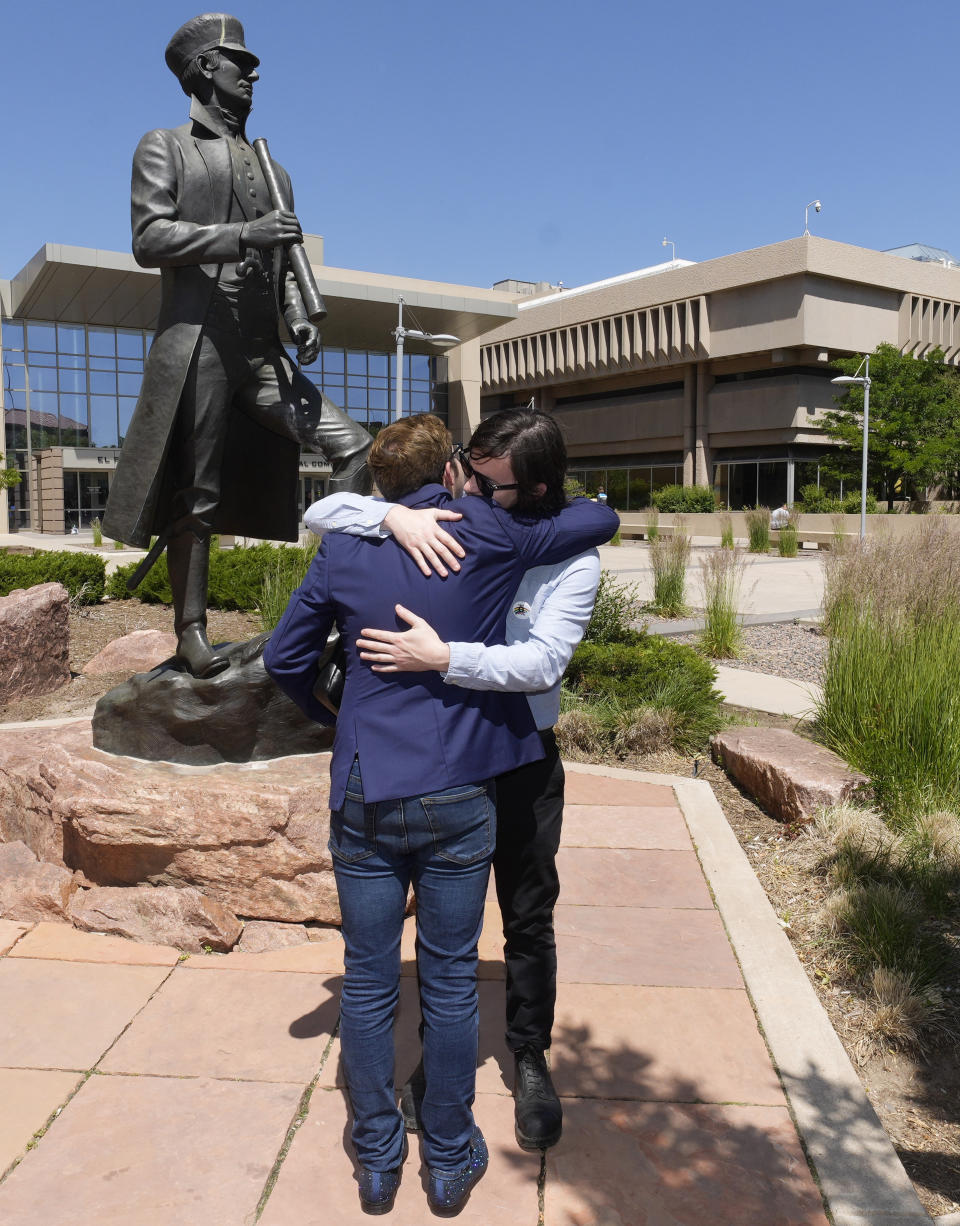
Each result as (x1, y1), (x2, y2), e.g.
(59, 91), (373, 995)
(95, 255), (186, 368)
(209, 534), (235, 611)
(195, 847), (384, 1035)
(394, 298), (405, 424)
(392, 297), (461, 422)
(831, 355), (871, 540)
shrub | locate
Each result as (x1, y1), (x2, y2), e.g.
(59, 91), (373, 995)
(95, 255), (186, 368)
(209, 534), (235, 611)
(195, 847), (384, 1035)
(109, 538), (320, 617)
(840, 489), (879, 515)
(745, 506), (770, 553)
(649, 531), (689, 616)
(107, 553), (172, 603)
(583, 570), (644, 645)
(0, 550), (105, 604)
(798, 483), (841, 513)
(698, 548), (744, 658)
(797, 484), (880, 515)
(565, 636), (722, 751)
(650, 484), (717, 513)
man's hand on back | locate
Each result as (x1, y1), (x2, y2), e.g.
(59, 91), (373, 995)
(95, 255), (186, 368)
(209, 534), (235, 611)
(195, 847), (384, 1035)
(383, 505), (465, 577)
(357, 604), (451, 672)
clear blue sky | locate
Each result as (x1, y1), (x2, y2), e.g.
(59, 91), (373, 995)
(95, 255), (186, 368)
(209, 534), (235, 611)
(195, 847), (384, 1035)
(4, 0), (958, 291)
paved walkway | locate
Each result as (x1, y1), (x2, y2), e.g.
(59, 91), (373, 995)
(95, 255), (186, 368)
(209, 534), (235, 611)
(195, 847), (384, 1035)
(0, 763), (930, 1226)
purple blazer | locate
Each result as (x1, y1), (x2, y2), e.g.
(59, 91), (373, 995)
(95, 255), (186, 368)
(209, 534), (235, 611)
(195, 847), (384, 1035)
(264, 487), (618, 809)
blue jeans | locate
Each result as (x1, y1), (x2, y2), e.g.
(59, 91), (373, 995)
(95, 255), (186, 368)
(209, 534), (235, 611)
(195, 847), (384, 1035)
(330, 758), (496, 1172)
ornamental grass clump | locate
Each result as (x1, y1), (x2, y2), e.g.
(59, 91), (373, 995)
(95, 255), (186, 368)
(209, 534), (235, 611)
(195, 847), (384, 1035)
(777, 509), (800, 557)
(649, 529), (689, 617)
(698, 547), (744, 658)
(815, 800), (960, 1050)
(817, 519), (960, 818)
(719, 513), (735, 550)
(745, 506), (770, 553)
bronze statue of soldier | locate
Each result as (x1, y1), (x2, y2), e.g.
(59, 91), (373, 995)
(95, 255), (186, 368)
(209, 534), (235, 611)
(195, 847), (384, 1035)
(103, 13), (372, 679)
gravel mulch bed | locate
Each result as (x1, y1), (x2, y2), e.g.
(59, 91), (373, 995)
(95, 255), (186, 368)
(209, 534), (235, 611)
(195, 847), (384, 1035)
(672, 620), (827, 684)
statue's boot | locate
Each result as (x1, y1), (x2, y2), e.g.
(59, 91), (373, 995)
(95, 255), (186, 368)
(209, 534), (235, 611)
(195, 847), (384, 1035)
(329, 442), (374, 495)
(167, 531), (230, 679)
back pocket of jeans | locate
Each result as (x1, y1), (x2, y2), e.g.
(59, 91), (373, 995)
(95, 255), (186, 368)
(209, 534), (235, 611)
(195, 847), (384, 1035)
(422, 784), (495, 866)
(329, 798), (377, 864)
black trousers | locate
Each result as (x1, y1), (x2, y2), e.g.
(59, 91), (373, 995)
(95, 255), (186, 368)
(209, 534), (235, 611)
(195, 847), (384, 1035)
(493, 728), (564, 1053)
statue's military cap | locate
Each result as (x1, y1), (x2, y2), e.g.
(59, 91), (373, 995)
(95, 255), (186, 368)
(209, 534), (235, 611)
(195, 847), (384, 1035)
(165, 13), (259, 78)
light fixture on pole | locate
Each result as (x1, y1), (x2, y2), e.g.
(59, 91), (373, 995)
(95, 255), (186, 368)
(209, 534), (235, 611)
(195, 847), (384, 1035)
(661, 236), (676, 263)
(831, 355), (871, 540)
(803, 199), (822, 236)
(393, 297), (461, 422)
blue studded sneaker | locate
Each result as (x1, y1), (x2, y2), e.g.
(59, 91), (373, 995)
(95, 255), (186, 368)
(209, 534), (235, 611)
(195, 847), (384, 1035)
(357, 1135), (408, 1215)
(426, 1127), (488, 1216)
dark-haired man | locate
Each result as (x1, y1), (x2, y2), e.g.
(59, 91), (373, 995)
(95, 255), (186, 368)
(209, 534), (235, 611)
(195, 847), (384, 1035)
(265, 413), (615, 1213)
(102, 12), (371, 678)
(306, 409), (603, 1152)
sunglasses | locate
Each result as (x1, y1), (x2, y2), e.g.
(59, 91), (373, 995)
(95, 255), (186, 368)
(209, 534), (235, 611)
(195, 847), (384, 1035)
(452, 444), (521, 498)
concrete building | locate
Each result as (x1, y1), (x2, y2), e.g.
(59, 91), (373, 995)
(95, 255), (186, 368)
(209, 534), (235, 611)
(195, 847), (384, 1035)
(0, 237), (517, 533)
(5, 232), (960, 529)
(471, 236), (960, 509)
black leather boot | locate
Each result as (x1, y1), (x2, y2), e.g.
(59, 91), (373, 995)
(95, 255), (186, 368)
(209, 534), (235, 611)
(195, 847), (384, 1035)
(167, 532), (229, 679)
(513, 1046), (562, 1151)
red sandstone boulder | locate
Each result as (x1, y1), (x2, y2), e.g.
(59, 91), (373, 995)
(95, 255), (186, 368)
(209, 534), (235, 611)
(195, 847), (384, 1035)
(0, 583), (70, 705)
(83, 629), (178, 676)
(711, 727), (870, 824)
(236, 919), (311, 954)
(0, 720), (339, 924)
(0, 840), (79, 921)
(67, 884), (241, 952)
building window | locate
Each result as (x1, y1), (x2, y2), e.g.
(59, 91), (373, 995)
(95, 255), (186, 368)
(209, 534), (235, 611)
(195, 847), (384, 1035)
(2, 316), (152, 458)
(291, 346), (448, 435)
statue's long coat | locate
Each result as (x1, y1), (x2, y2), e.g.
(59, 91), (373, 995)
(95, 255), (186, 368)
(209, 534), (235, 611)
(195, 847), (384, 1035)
(103, 100), (306, 548)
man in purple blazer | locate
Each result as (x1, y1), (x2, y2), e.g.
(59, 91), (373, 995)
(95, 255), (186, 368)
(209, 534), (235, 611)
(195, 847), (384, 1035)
(264, 413), (616, 1215)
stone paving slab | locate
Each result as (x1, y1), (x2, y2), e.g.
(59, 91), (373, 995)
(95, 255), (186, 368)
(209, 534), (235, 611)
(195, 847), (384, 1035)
(100, 966), (339, 1082)
(0, 1069), (84, 1174)
(0, 1073), (301, 1226)
(551, 982), (785, 1106)
(554, 903), (743, 987)
(563, 772), (675, 806)
(560, 802), (694, 849)
(9, 921), (180, 966)
(556, 846), (714, 908)
(179, 929), (345, 974)
(0, 960), (171, 1069)
(261, 1087), (540, 1226)
(0, 920), (31, 956)
(545, 1099), (830, 1226)
(318, 978), (514, 1099)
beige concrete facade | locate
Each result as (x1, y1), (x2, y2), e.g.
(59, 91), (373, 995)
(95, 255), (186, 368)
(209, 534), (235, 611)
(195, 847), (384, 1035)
(1, 242), (517, 532)
(472, 236), (960, 506)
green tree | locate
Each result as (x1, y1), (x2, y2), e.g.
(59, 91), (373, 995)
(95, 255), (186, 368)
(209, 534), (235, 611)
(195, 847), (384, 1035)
(815, 343), (960, 506)
(1, 453), (21, 491)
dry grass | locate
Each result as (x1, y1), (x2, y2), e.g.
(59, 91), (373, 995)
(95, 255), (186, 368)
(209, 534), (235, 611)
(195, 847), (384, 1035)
(612, 707), (676, 755)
